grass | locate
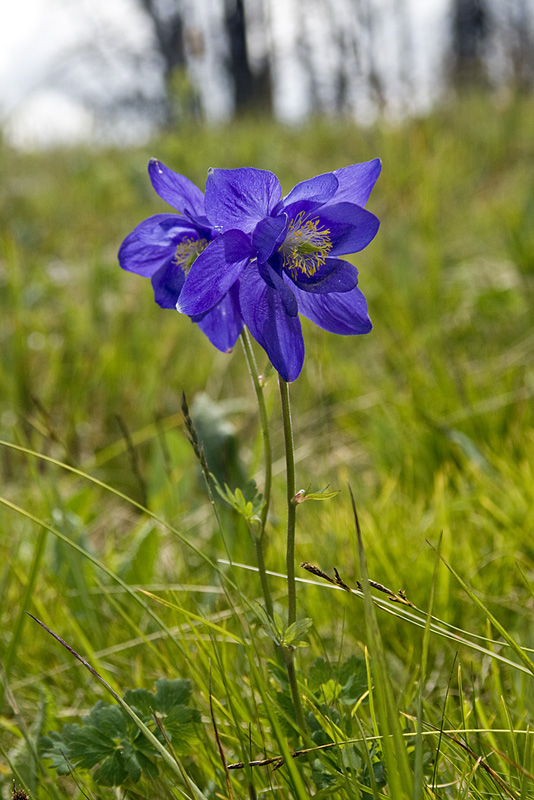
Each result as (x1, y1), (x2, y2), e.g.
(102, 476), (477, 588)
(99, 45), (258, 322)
(1, 92), (534, 798)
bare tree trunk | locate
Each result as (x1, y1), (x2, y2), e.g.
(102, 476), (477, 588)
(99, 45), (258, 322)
(138, 0), (188, 126)
(225, 0), (272, 113)
(450, 0), (490, 88)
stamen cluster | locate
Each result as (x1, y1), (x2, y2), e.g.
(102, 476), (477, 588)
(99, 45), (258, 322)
(174, 236), (209, 273)
(280, 212), (332, 277)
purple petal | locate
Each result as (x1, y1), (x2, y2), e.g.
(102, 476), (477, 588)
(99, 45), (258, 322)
(282, 197), (346, 225)
(148, 159), (206, 218)
(332, 160), (382, 207)
(294, 284), (372, 335)
(278, 172), (338, 211)
(291, 258), (359, 294)
(151, 259), (186, 308)
(240, 263), (304, 382)
(317, 202), (380, 255)
(258, 261), (298, 316)
(137, 214), (202, 246)
(177, 229), (253, 316)
(252, 214), (287, 263)
(119, 218), (176, 277)
(205, 168), (281, 233)
(194, 285), (243, 352)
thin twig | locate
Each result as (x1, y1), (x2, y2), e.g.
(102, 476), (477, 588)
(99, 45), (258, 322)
(229, 724), (530, 799)
(300, 562), (415, 607)
(180, 391), (211, 486)
(25, 613), (122, 703)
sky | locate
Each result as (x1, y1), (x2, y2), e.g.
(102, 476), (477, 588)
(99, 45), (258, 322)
(0, 0), (155, 147)
(1, 0), (89, 145)
(0, 0), (451, 149)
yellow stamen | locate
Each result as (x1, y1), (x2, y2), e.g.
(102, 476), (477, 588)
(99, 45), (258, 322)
(174, 236), (209, 273)
(279, 211), (332, 277)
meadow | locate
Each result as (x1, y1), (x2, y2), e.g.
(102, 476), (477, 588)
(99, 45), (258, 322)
(1, 93), (534, 799)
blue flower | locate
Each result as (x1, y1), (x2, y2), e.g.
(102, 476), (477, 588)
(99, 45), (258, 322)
(118, 159), (243, 353)
(178, 161), (381, 381)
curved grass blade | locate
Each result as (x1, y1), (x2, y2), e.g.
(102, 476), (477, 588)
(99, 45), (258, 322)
(0, 495), (193, 662)
(224, 560), (534, 676)
(431, 544), (534, 676)
(26, 614), (207, 799)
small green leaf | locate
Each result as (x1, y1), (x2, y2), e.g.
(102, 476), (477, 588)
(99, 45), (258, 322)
(122, 688), (156, 717)
(304, 490), (340, 501)
(213, 478), (265, 529)
(135, 749), (160, 780)
(63, 724), (116, 770)
(315, 678), (342, 704)
(92, 750), (128, 786)
(120, 740), (143, 783)
(339, 655), (368, 705)
(292, 485), (340, 504)
(254, 603), (285, 644)
(159, 706), (202, 755)
(308, 655), (368, 705)
(282, 617), (313, 647)
(40, 732), (72, 775)
(153, 678), (192, 713)
(309, 657), (333, 692)
(83, 701), (128, 739)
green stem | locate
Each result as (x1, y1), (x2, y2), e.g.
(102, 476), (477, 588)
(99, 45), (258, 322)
(278, 375), (307, 734)
(278, 376), (297, 626)
(240, 330), (274, 619)
(283, 645), (307, 734)
(254, 538), (273, 621)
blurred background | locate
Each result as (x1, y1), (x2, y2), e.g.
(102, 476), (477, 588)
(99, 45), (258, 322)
(2, 0), (534, 148)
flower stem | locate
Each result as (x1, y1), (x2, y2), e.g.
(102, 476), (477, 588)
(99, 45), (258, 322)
(282, 645), (307, 734)
(278, 376), (297, 627)
(278, 375), (306, 734)
(240, 329), (273, 619)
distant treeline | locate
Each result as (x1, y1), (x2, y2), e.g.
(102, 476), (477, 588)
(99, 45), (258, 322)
(50, 0), (534, 130)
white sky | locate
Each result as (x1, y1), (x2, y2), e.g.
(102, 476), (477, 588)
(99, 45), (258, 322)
(0, 0), (155, 146)
(1, 0), (84, 112)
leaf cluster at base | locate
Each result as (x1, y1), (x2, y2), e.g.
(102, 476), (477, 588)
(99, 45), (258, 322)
(40, 678), (201, 787)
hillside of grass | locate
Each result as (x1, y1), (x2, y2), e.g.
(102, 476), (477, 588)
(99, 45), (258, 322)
(1, 94), (534, 799)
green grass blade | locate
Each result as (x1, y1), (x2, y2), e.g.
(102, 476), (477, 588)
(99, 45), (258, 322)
(350, 487), (413, 799)
(435, 547), (534, 676)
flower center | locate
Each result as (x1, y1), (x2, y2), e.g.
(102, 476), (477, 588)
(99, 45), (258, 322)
(279, 211), (332, 277)
(174, 236), (209, 273)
